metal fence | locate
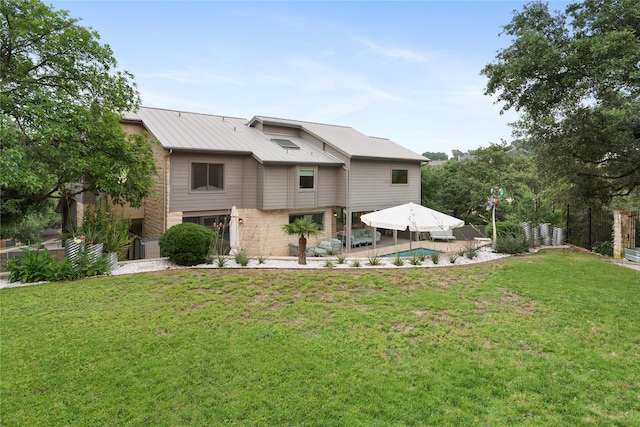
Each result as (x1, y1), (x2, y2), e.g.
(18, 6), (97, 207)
(564, 205), (613, 250)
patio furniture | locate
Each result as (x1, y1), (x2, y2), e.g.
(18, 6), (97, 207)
(317, 238), (342, 255)
(289, 242), (327, 257)
(428, 230), (456, 241)
(337, 230), (381, 247)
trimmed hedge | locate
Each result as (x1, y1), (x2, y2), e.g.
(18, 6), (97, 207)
(159, 223), (214, 266)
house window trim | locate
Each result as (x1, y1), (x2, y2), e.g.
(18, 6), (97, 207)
(298, 167), (316, 190)
(190, 162), (225, 192)
(391, 168), (409, 185)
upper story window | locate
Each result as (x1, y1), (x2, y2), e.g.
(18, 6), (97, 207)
(391, 169), (408, 184)
(299, 169), (315, 189)
(192, 163), (224, 191)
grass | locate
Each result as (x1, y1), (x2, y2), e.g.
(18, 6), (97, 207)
(2, 250), (639, 426)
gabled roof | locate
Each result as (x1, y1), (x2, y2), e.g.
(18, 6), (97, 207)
(124, 107), (342, 165)
(124, 107), (427, 165)
(249, 116), (427, 162)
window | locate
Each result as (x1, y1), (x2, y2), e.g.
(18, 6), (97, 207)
(192, 163), (224, 191)
(391, 169), (408, 185)
(289, 213), (324, 230)
(272, 138), (299, 149)
(299, 169), (315, 189)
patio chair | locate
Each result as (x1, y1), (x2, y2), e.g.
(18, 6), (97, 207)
(317, 238), (342, 255)
(289, 241), (326, 257)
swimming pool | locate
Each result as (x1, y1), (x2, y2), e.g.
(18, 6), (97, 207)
(381, 248), (444, 257)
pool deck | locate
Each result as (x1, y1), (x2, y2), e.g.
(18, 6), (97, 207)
(329, 234), (485, 258)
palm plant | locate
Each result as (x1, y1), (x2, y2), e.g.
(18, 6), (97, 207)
(281, 218), (321, 265)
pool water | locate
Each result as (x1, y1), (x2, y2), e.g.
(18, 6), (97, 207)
(381, 248), (444, 257)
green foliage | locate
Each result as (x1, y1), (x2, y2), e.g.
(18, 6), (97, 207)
(351, 258), (361, 268)
(281, 218), (321, 265)
(214, 254), (228, 268)
(448, 253), (459, 264)
(6, 244), (110, 283)
(421, 151), (448, 161)
(392, 253), (404, 266)
(366, 251), (381, 266)
(408, 254), (422, 265)
(459, 245), (478, 260)
(257, 255), (267, 264)
(485, 221), (523, 239)
(593, 240), (614, 257)
(335, 253), (347, 264)
(159, 223), (214, 266)
(495, 234), (531, 254)
(233, 250), (250, 267)
(1, 0), (157, 218)
(66, 252), (110, 280)
(421, 144), (553, 226)
(482, 0), (640, 203)
(1, 199), (60, 243)
(324, 260), (334, 268)
(7, 245), (64, 283)
(429, 251), (440, 264)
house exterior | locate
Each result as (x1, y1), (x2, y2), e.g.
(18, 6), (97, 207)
(119, 106), (428, 256)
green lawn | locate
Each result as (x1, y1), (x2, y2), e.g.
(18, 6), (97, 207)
(2, 250), (639, 426)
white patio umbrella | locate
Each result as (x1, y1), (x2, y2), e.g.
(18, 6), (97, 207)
(361, 202), (464, 249)
(229, 205), (240, 255)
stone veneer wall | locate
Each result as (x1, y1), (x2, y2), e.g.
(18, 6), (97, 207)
(613, 210), (637, 259)
(238, 207), (336, 256)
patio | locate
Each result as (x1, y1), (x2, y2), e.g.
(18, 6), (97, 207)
(338, 233), (476, 257)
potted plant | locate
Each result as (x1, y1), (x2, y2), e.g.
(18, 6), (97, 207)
(102, 210), (132, 270)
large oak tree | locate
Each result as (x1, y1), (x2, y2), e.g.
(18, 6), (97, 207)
(482, 0), (640, 204)
(1, 0), (156, 226)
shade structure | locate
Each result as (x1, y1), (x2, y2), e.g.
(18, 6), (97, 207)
(229, 205), (240, 255)
(361, 202), (464, 232)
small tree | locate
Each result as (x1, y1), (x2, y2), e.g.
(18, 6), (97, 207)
(282, 218), (321, 265)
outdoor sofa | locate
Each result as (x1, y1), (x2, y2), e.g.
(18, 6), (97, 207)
(427, 229), (456, 241)
(337, 229), (382, 247)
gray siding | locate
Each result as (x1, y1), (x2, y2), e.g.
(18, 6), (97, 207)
(316, 166), (339, 207)
(241, 156), (258, 208)
(262, 165), (289, 210)
(259, 164), (340, 210)
(169, 152), (255, 213)
(349, 160), (421, 212)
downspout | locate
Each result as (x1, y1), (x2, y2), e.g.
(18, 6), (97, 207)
(343, 165), (351, 252)
(163, 149), (173, 231)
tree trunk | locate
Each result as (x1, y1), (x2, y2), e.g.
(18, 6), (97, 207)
(298, 235), (307, 265)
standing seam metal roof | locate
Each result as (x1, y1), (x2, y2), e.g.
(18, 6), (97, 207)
(124, 107), (427, 164)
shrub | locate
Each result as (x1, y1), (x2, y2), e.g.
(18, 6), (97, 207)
(593, 241), (613, 257)
(366, 251), (381, 266)
(495, 234), (531, 254)
(159, 223), (214, 266)
(462, 245), (478, 259)
(7, 245), (64, 283)
(448, 254), (459, 264)
(335, 254), (347, 264)
(392, 253), (404, 266)
(7, 244), (110, 283)
(430, 252), (440, 264)
(234, 250), (250, 266)
(485, 221), (523, 239)
(325, 260), (334, 268)
(214, 254), (228, 268)
(409, 254), (422, 265)
(351, 258), (361, 268)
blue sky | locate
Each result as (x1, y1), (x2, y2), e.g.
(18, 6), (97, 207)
(51, 0), (563, 157)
